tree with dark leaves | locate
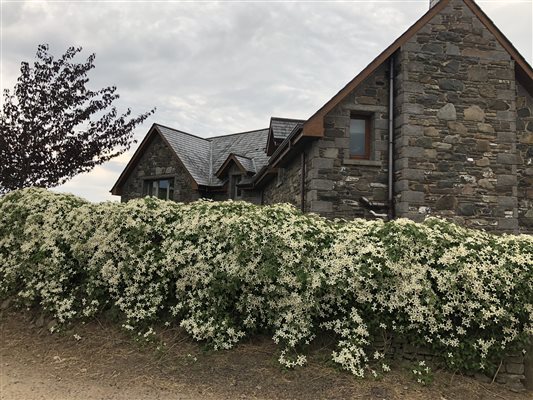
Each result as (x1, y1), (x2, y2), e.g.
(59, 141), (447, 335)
(0, 44), (155, 194)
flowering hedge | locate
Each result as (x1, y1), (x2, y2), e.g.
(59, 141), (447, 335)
(1, 188), (532, 376)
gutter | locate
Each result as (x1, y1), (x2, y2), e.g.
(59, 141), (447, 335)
(247, 124), (305, 190)
(269, 125), (303, 166)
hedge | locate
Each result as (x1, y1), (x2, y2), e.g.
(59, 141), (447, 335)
(0, 188), (532, 376)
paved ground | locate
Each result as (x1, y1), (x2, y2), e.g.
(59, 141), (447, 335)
(0, 309), (530, 400)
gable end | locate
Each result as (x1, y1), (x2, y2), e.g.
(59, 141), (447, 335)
(300, 0), (533, 139)
(110, 125), (199, 196)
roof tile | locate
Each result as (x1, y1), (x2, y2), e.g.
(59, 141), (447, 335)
(155, 124), (272, 187)
(270, 117), (305, 141)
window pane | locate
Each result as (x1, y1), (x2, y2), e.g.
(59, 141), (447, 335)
(143, 181), (150, 196)
(168, 179), (174, 201)
(350, 118), (367, 157)
(143, 179), (175, 200)
(230, 175), (242, 199)
(144, 180), (156, 196)
(157, 180), (169, 200)
(235, 176), (242, 198)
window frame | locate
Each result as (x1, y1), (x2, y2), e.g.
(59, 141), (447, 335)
(349, 115), (371, 160)
(143, 177), (175, 200)
(276, 167), (285, 187)
(230, 174), (243, 200)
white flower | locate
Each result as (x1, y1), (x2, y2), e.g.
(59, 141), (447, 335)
(1, 188), (531, 379)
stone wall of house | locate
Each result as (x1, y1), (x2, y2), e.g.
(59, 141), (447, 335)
(516, 82), (533, 233)
(305, 63), (390, 219)
(262, 144), (311, 209)
(259, 0), (533, 233)
(121, 133), (200, 203)
(241, 188), (262, 205)
(262, 63), (391, 218)
(394, 0), (520, 233)
(203, 189), (228, 202)
(226, 164), (262, 204)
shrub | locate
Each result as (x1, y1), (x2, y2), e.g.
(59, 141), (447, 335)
(0, 188), (531, 375)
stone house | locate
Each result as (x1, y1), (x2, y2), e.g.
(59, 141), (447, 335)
(111, 0), (533, 234)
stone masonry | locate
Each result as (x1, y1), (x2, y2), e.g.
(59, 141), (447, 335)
(307, 64), (390, 219)
(265, 0), (532, 234)
(262, 154), (302, 207)
(394, 0), (523, 232)
(262, 142), (313, 209)
(516, 82), (533, 232)
(263, 64), (392, 219)
(117, 0), (532, 235)
(121, 133), (199, 203)
(372, 335), (528, 392)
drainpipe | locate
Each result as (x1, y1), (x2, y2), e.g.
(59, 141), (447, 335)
(300, 152), (306, 213)
(388, 55), (395, 221)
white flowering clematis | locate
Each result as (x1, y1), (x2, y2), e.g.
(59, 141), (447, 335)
(0, 188), (531, 376)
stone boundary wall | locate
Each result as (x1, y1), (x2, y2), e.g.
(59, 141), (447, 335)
(525, 342), (533, 390)
(373, 336), (530, 392)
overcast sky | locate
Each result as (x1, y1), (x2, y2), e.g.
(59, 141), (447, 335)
(2, 0), (532, 202)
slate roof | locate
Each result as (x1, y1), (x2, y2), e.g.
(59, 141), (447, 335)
(154, 124), (271, 187)
(234, 155), (256, 173)
(157, 125), (211, 186)
(210, 128), (270, 176)
(270, 117), (305, 141)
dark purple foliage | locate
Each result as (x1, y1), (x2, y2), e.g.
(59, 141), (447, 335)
(0, 44), (155, 193)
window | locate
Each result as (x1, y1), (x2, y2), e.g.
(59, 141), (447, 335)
(231, 174), (242, 199)
(349, 116), (371, 159)
(143, 178), (175, 200)
(277, 168), (285, 187)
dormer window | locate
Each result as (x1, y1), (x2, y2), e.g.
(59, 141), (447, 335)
(231, 174), (242, 200)
(349, 116), (371, 159)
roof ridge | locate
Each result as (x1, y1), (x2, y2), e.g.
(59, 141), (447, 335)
(154, 123), (210, 142)
(233, 153), (253, 160)
(209, 127), (269, 139)
(270, 117), (306, 122)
